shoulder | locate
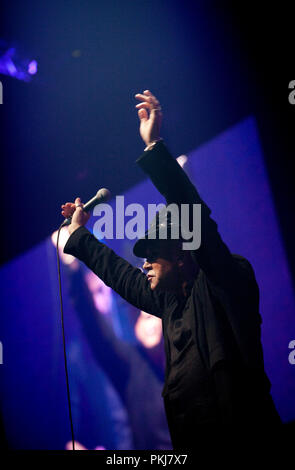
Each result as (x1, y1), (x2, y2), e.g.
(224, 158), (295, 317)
(198, 253), (260, 302)
(231, 254), (257, 281)
(229, 254), (260, 303)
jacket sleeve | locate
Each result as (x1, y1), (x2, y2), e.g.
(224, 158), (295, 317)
(64, 226), (166, 317)
(136, 140), (256, 294)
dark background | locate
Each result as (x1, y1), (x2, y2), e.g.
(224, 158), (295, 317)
(0, 0), (294, 285)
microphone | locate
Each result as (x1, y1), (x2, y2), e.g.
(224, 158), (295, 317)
(61, 188), (111, 227)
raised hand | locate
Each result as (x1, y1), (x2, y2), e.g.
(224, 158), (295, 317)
(61, 197), (91, 234)
(135, 90), (162, 147)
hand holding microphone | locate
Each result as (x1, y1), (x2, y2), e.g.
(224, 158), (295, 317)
(61, 188), (111, 234)
(62, 197), (90, 234)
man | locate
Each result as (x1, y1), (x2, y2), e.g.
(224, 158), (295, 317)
(61, 90), (282, 449)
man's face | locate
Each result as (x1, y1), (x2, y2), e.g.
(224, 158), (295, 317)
(142, 242), (181, 292)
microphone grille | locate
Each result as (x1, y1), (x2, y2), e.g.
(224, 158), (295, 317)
(96, 188), (111, 202)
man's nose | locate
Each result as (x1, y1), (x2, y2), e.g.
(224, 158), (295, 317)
(143, 260), (151, 270)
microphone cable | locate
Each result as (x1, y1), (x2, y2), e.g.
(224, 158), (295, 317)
(56, 223), (75, 451)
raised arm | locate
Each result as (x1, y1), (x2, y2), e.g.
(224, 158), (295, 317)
(134, 91), (257, 294)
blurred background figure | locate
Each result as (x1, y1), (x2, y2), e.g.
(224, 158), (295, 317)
(51, 228), (134, 450)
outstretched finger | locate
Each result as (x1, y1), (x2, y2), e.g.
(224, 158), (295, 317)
(61, 202), (75, 215)
(135, 101), (152, 110)
(143, 90), (160, 106)
(137, 108), (148, 122)
(135, 92), (160, 111)
(75, 197), (84, 209)
(135, 93), (152, 103)
(62, 207), (75, 217)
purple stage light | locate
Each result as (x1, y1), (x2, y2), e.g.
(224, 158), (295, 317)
(0, 40), (37, 81)
(28, 60), (37, 75)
